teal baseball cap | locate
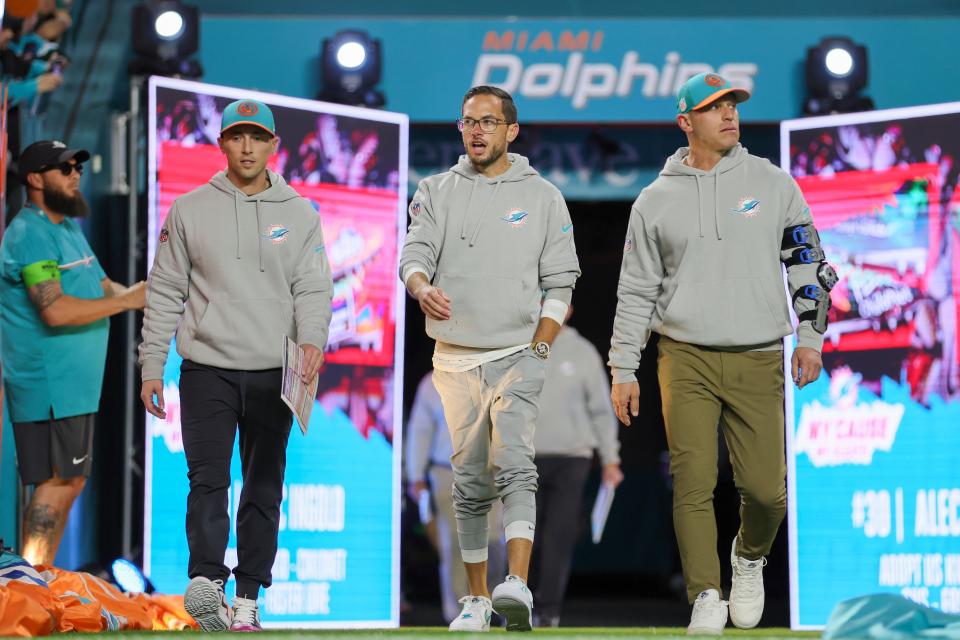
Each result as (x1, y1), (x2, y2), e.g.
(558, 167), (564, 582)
(676, 72), (751, 114)
(220, 99), (276, 137)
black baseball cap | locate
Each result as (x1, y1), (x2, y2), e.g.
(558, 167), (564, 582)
(18, 140), (90, 185)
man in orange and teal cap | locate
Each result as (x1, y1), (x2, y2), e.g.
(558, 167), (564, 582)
(609, 72), (835, 634)
(140, 98), (332, 632)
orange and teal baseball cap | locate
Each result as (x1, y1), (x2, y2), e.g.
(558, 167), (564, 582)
(220, 99), (276, 137)
(676, 72), (751, 114)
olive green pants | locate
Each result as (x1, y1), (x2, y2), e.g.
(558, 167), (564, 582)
(657, 336), (787, 604)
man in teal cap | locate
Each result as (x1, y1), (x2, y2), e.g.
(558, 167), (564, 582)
(140, 98), (333, 632)
(608, 72), (835, 634)
(0, 140), (146, 567)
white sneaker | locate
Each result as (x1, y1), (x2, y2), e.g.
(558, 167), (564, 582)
(185, 576), (231, 632)
(687, 589), (728, 635)
(729, 537), (767, 629)
(448, 595), (492, 632)
(230, 597), (261, 632)
(492, 575), (533, 632)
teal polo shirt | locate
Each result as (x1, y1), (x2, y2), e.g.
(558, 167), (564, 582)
(0, 204), (109, 422)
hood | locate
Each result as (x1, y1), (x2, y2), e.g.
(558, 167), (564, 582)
(660, 143), (748, 177)
(209, 169), (302, 271)
(448, 153), (541, 247)
(658, 144), (748, 239)
(449, 152), (540, 183)
(209, 168), (300, 203)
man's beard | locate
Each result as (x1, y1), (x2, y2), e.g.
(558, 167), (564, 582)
(470, 141), (505, 168)
(43, 184), (89, 218)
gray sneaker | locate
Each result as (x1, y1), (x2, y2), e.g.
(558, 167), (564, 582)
(185, 576), (231, 632)
(491, 575), (533, 632)
(230, 596), (262, 632)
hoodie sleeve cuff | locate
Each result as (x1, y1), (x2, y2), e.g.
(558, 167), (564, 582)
(298, 332), (329, 351)
(611, 368), (637, 384)
(796, 324), (824, 352)
(542, 285), (573, 305)
(600, 452), (621, 466)
(402, 264), (430, 288)
(141, 359), (166, 382)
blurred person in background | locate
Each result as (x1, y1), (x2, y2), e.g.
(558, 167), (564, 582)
(0, 11), (66, 109)
(528, 306), (623, 628)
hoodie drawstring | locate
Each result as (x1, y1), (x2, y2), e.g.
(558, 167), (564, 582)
(694, 175), (703, 239)
(234, 191), (241, 259)
(460, 179), (479, 240)
(468, 180), (503, 247)
(714, 171), (722, 240)
(256, 200), (264, 272)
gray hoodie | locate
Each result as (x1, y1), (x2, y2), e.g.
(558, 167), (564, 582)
(400, 153), (580, 349)
(139, 170), (333, 380)
(609, 144), (823, 383)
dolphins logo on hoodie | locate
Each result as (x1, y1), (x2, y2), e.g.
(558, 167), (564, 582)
(501, 208), (529, 227)
(731, 197), (760, 217)
(263, 224), (290, 244)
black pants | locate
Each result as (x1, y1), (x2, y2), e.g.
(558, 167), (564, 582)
(529, 455), (592, 622)
(180, 360), (292, 599)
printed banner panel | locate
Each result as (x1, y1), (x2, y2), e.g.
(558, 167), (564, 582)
(782, 103), (960, 629)
(201, 17), (960, 123)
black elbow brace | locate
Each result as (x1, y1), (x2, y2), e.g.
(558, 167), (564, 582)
(781, 223), (821, 252)
(783, 224), (837, 334)
(793, 263), (838, 334)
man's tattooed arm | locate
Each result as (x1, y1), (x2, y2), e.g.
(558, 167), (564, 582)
(27, 280), (64, 311)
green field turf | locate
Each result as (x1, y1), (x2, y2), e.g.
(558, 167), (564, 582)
(83, 628), (820, 639)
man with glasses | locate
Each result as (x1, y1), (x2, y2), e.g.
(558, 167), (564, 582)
(0, 140), (146, 567)
(400, 85), (580, 632)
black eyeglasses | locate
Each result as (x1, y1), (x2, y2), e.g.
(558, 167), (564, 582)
(40, 162), (84, 177)
(457, 117), (511, 133)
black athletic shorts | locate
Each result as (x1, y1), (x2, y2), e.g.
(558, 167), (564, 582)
(12, 413), (95, 485)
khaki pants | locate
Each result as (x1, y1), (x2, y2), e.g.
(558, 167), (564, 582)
(657, 336), (787, 603)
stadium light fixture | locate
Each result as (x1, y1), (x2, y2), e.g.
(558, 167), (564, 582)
(804, 36), (873, 115)
(154, 10), (185, 40)
(320, 30), (385, 108)
(129, 1), (202, 78)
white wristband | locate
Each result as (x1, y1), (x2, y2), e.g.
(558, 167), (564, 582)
(540, 299), (569, 326)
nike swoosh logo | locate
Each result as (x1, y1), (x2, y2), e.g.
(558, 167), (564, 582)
(561, 223), (573, 233)
(73, 455), (88, 465)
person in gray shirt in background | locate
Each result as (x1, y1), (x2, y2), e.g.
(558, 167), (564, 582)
(400, 85), (581, 632)
(405, 371), (507, 624)
(528, 306), (623, 628)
